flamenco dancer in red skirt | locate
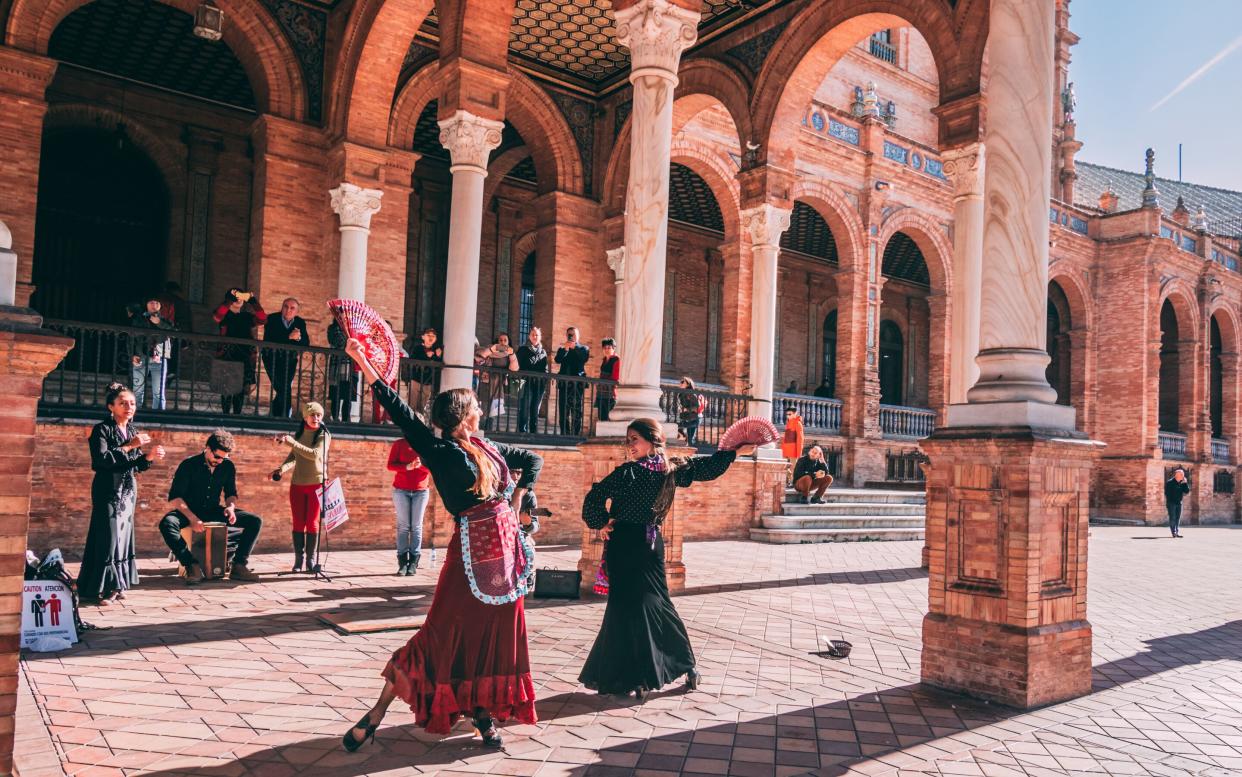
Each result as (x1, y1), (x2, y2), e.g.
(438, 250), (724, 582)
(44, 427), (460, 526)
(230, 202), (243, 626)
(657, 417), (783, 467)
(340, 338), (542, 750)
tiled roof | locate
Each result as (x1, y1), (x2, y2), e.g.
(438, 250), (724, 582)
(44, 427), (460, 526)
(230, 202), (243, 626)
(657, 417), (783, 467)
(1074, 161), (1242, 236)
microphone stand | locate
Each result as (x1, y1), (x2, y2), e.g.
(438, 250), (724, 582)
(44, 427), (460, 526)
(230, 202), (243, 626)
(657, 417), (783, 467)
(308, 423), (333, 582)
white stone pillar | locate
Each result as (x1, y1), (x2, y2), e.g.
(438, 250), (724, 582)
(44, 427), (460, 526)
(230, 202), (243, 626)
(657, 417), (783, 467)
(328, 183), (383, 301)
(606, 246), (626, 343)
(438, 110), (503, 390)
(607, 0), (700, 425)
(942, 145), (984, 406)
(742, 204), (791, 418)
(951, 0), (1073, 430)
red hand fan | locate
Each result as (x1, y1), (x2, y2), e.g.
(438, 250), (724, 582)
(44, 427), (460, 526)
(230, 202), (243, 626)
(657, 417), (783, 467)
(327, 299), (401, 385)
(719, 416), (781, 451)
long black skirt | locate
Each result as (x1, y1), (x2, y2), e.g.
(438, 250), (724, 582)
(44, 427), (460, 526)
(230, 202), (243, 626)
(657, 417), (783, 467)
(578, 523), (695, 694)
(77, 485), (140, 600)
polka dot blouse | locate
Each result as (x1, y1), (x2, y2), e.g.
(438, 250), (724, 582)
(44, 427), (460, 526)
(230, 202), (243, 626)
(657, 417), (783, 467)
(582, 450), (737, 529)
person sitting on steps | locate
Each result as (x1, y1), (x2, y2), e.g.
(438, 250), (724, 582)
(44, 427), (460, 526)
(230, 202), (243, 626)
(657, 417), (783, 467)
(792, 445), (834, 504)
(158, 430), (264, 584)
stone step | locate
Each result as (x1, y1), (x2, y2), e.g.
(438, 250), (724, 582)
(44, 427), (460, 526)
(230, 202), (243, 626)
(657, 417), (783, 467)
(750, 527), (926, 543)
(761, 515), (926, 530)
(783, 487), (925, 505)
(781, 502), (925, 516)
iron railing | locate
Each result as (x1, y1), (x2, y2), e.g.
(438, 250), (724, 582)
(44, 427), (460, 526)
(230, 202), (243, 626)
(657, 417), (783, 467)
(658, 385), (750, 450)
(1159, 431), (1189, 460)
(880, 404), (935, 439)
(39, 320), (753, 446)
(1212, 437), (1231, 465)
(869, 38), (897, 64)
(772, 393), (843, 434)
(886, 449), (928, 482)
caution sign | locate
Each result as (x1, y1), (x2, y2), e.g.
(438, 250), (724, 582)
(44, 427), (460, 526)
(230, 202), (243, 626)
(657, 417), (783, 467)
(22, 581), (78, 649)
(323, 477), (350, 533)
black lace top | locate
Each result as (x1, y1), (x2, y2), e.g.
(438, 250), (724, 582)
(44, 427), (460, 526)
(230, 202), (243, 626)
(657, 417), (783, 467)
(582, 450), (736, 529)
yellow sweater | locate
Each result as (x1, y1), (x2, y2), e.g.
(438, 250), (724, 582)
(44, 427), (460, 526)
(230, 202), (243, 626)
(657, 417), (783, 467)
(280, 426), (330, 485)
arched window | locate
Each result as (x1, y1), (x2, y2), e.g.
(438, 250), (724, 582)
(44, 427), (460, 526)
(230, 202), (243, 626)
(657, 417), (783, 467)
(519, 252), (536, 339)
(1211, 316), (1223, 439)
(879, 320), (904, 405)
(1046, 282), (1072, 406)
(821, 311), (838, 397)
(1158, 300), (1180, 432)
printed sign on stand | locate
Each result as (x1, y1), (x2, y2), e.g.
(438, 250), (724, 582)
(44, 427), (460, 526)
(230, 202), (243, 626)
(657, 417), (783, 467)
(323, 477), (349, 533)
(21, 581), (78, 649)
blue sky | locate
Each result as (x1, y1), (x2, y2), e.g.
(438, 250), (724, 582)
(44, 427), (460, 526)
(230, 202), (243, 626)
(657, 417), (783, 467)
(1071, 0), (1242, 191)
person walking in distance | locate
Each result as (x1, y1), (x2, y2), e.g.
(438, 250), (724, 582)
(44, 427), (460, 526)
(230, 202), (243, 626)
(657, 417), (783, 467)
(596, 338), (620, 422)
(555, 326), (590, 435)
(792, 445), (834, 504)
(1165, 468), (1190, 538)
(515, 327), (549, 433)
(262, 297), (310, 418)
(388, 435), (431, 575)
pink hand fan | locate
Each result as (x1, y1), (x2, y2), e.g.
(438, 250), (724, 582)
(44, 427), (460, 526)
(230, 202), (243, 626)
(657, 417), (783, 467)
(719, 416), (780, 451)
(327, 298), (401, 385)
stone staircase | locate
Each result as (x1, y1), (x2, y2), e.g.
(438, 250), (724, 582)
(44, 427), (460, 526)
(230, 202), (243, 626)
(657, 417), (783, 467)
(750, 487), (926, 543)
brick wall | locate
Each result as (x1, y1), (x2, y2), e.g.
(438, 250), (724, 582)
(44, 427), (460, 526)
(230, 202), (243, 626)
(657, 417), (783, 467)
(29, 419), (780, 560)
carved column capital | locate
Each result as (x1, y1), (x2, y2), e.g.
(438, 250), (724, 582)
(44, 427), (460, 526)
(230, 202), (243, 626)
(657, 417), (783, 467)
(606, 246), (626, 282)
(941, 144), (986, 200)
(329, 182), (383, 230)
(741, 204), (792, 247)
(437, 110), (504, 173)
(615, 0), (699, 82)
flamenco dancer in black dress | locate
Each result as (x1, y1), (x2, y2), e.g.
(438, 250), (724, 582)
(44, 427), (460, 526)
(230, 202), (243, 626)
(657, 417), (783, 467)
(79, 383), (166, 604)
(579, 417), (753, 697)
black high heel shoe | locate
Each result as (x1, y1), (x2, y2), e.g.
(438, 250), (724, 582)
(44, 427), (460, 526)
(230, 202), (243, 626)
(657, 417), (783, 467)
(473, 715), (503, 748)
(342, 713), (378, 752)
(685, 668), (701, 691)
(633, 687), (650, 702)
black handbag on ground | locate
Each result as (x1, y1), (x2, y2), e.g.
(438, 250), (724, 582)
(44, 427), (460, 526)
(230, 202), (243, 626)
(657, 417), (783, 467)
(533, 568), (581, 599)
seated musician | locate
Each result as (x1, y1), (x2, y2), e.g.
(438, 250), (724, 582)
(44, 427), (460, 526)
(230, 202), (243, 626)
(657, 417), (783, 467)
(158, 430), (263, 584)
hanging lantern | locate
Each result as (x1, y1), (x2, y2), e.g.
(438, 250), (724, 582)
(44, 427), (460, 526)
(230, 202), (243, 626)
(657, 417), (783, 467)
(193, 1), (224, 41)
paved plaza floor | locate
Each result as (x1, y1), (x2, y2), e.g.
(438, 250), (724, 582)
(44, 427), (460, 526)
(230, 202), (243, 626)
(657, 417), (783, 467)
(16, 525), (1242, 776)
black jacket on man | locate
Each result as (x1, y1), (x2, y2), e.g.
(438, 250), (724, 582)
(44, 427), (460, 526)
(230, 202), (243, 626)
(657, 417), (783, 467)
(793, 456), (830, 482)
(263, 315), (310, 348)
(1164, 476), (1190, 506)
(554, 344), (590, 376)
(517, 343), (549, 374)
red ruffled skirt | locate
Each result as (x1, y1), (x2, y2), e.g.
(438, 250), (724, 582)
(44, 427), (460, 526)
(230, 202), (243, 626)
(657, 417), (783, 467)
(382, 524), (537, 734)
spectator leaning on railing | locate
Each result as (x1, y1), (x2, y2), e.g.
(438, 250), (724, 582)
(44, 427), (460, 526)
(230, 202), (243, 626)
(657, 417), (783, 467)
(126, 296), (174, 410)
(212, 289), (267, 415)
(515, 327), (549, 434)
(261, 297), (310, 419)
(555, 326), (590, 435)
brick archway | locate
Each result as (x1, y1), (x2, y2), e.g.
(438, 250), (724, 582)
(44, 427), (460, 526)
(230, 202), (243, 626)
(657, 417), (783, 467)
(675, 58), (755, 146)
(788, 179), (864, 269)
(6, 0), (308, 121)
(668, 143), (742, 241)
(877, 209), (952, 292)
(389, 63), (585, 196)
(1158, 287), (1200, 441)
(331, 0), (435, 145)
(43, 104), (185, 194)
(1048, 271), (1093, 430)
(751, 2), (969, 168)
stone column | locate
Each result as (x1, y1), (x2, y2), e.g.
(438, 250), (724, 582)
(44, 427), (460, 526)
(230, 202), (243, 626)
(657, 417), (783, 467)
(328, 183), (383, 301)
(604, 0), (700, 427)
(921, 0), (1094, 710)
(942, 145), (984, 406)
(0, 221), (73, 776)
(741, 204), (791, 419)
(438, 111), (503, 390)
(951, 0), (1073, 431)
(606, 247), (626, 342)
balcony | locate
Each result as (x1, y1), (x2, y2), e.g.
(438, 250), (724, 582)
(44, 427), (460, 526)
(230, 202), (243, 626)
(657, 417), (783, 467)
(868, 38), (897, 64)
(1159, 431), (1189, 460)
(1212, 437), (1231, 464)
(880, 404), (935, 439)
(772, 393), (842, 435)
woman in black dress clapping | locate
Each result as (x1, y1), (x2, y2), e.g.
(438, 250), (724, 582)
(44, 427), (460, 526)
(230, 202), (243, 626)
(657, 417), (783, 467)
(579, 418), (752, 697)
(78, 383), (165, 605)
